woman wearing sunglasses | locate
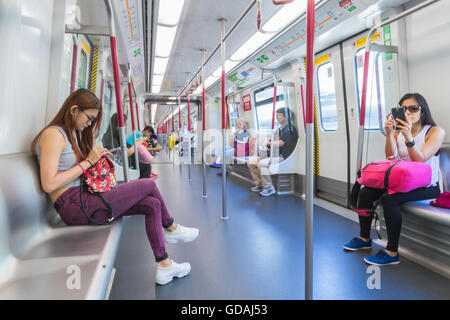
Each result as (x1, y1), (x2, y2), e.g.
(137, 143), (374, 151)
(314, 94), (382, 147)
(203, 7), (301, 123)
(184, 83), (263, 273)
(343, 93), (445, 266)
(32, 89), (198, 285)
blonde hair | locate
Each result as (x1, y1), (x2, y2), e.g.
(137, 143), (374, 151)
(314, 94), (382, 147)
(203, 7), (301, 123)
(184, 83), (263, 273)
(237, 118), (248, 130)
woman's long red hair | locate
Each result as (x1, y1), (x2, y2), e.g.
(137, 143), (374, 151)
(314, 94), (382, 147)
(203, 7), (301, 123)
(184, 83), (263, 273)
(31, 88), (103, 162)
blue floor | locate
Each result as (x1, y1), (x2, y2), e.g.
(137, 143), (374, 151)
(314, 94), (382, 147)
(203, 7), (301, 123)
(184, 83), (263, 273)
(109, 163), (450, 300)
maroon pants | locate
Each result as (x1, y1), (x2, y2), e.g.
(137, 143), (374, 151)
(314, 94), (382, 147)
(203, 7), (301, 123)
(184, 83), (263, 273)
(54, 178), (174, 262)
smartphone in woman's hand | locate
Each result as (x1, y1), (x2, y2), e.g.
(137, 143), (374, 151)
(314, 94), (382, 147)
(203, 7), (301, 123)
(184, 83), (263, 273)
(391, 106), (406, 129)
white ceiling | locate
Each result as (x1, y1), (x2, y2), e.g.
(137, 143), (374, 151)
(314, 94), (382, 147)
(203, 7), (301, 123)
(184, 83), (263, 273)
(160, 0), (283, 95)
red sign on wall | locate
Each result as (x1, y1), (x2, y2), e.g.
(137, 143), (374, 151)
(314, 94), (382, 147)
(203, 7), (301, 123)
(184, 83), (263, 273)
(243, 94), (252, 111)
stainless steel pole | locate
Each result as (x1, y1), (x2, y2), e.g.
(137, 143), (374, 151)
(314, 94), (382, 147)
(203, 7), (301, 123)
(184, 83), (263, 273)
(187, 94), (192, 182)
(105, 0), (129, 183)
(305, 0), (315, 300)
(201, 49), (207, 198)
(220, 18), (228, 221)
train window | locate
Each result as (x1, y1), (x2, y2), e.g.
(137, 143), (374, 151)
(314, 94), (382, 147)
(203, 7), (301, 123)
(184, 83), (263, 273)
(316, 62), (338, 131)
(228, 102), (239, 132)
(254, 84), (285, 132)
(77, 49), (88, 89)
(355, 49), (386, 130)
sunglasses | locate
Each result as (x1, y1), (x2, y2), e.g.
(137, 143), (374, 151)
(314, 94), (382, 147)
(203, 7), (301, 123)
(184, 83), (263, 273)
(402, 105), (422, 113)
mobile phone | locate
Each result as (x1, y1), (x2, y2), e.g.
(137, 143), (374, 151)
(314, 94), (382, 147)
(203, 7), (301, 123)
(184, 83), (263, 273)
(109, 147), (120, 153)
(391, 106), (406, 129)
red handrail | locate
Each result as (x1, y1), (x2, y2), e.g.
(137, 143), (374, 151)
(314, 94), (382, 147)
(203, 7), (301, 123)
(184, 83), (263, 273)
(271, 81), (277, 130)
(128, 82), (135, 130)
(187, 94), (191, 131)
(110, 36), (125, 127)
(136, 102), (141, 131)
(273, 0), (294, 4)
(300, 84), (306, 131)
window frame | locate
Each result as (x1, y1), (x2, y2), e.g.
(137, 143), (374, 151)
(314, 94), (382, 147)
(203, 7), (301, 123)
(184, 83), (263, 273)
(354, 48), (386, 131)
(253, 83), (285, 133)
(316, 61), (338, 132)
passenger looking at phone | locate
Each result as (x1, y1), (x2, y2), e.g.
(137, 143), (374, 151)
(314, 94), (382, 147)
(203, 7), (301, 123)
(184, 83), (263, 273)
(32, 89), (199, 285)
(142, 126), (161, 179)
(344, 93), (445, 266)
(247, 107), (298, 197)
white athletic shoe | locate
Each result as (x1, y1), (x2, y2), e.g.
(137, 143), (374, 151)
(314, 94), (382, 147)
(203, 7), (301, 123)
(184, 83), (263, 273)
(259, 185), (276, 196)
(164, 224), (199, 244)
(156, 260), (191, 285)
(250, 184), (263, 192)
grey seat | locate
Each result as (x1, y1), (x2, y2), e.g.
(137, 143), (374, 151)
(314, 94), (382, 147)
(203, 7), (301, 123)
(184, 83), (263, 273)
(0, 153), (123, 299)
(377, 147), (450, 278)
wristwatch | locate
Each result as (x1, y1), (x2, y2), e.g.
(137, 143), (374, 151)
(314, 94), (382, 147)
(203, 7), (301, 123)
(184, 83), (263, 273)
(405, 139), (415, 148)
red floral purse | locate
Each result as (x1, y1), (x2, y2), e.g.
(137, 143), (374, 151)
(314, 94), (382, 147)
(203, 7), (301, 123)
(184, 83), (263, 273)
(84, 156), (117, 192)
(80, 157), (117, 225)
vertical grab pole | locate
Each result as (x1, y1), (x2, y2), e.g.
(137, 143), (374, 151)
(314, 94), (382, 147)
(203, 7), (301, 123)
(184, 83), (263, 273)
(201, 49), (207, 198)
(136, 102), (141, 131)
(220, 18), (228, 221)
(271, 74), (277, 130)
(187, 94), (192, 182)
(357, 47), (371, 173)
(178, 96), (182, 172)
(172, 104), (175, 165)
(305, 0), (315, 300)
(70, 36), (78, 93)
(128, 64), (140, 178)
(105, 0), (129, 182)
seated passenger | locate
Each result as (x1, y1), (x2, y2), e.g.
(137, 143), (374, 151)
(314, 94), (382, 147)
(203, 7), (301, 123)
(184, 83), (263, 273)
(31, 89), (199, 285)
(215, 118), (250, 176)
(343, 93), (445, 266)
(142, 126), (161, 178)
(247, 107), (298, 196)
(126, 131), (154, 180)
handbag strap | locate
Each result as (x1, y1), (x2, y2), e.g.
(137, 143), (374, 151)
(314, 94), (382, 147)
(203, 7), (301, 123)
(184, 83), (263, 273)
(383, 160), (402, 189)
(79, 177), (115, 225)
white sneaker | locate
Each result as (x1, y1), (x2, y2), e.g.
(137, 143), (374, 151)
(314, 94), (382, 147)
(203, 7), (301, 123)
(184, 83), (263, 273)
(164, 224), (199, 244)
(156, 260), (191, 285)
(259, 185), (276, 196)
(250, 184), (263, 192)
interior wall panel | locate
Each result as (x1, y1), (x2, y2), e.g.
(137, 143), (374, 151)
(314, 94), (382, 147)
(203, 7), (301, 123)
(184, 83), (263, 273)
(405, 0), (450, 145)
(0, 0), (54, 155)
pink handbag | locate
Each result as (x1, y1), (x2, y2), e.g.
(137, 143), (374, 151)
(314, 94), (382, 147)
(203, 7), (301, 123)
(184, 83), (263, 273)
(430, 192), (450, 209)
(137, 144), (153, 164)
(357, 159), (432, 194)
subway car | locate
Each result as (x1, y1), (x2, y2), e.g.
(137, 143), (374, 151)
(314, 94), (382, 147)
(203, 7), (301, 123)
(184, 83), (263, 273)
(0, 0), (449, 302)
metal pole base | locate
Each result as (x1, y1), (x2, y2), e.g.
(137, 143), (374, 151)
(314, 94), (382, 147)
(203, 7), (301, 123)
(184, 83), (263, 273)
(220, 216), (229, 221)
(201, 195), (208, 198)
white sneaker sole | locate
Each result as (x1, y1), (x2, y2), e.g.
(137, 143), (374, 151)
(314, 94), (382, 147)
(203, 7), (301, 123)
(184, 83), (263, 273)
(343, 245), (372, 251)
(156, 267), (191, 285)
(164, 229), (199, 244)
(363, 258), (400, 266)
(260, 190), (276, 196)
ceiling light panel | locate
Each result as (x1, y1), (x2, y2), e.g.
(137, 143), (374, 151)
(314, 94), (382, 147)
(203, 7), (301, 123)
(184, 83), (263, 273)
(152, 74), (164, 86)
(230, 31), (272, 61)
(155, 25), (178, 57)
(262, 0), (319, 32)
(152, 85), (161, 94)
(154, 57), (168, 75)
(158, 0), (185, 25)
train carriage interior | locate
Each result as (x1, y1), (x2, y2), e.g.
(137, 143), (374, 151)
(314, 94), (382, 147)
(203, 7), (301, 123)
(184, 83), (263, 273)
(0, 0), (449, 300)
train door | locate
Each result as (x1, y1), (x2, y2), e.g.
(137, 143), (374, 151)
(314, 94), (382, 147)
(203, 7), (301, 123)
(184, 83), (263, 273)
(314, 46), (350, 206)
(342, 31), (401, 182)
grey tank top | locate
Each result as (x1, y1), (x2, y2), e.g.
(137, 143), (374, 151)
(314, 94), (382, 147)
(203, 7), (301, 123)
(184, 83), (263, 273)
(36, 126), (80, 188)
